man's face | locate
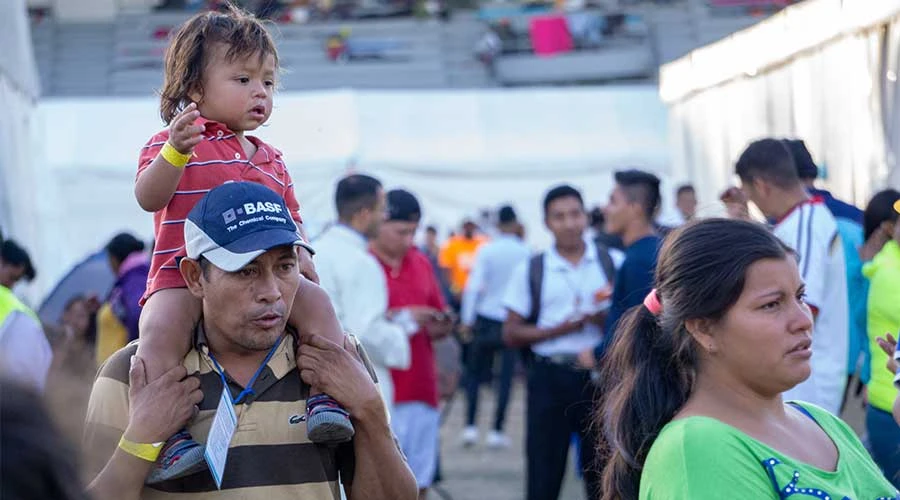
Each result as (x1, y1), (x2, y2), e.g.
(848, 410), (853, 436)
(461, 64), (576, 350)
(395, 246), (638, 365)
(425, 229), (437, 247)
(0, 261), (25, 289)
(603, 185), (640, 237)
(361, 188), (388, 239)
(374, 221), (419, 258)
(194, 246), (301, 353)
(462, 222), (477, 239)
(545, 196), (587, 247)
(677, 190), (697, 219)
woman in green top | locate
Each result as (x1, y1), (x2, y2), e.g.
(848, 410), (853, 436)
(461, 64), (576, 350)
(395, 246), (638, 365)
(597, 219), (897, 500)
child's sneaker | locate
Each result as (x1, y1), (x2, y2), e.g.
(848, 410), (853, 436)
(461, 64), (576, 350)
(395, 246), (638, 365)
(146, 430), (207, 484)
(306, 394), (354, 444)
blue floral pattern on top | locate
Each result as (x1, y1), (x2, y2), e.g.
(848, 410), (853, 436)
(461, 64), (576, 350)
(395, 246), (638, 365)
(762, 458), (900, 500)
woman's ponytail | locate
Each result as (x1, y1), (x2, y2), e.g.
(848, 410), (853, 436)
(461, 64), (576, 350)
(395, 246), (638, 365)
(597, 300), (694, 500)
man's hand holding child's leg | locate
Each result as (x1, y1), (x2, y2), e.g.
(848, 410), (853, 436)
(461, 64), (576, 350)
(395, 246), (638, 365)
(135, 288), (206, 483)
(290, 278), (355, 443)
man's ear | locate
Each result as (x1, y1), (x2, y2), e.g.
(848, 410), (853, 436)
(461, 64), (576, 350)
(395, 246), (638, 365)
(752, 177), (770, 198)
(179, 258), (206, 299)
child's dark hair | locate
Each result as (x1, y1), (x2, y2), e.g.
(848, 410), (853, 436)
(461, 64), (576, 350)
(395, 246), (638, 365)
(159, 2), (278, 124)
(597, 218), (791, 500)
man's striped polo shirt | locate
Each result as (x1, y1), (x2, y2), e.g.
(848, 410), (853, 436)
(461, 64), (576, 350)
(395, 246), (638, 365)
(84, 329), (355, 499)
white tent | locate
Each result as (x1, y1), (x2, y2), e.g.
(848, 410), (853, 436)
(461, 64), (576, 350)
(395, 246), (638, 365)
(659, 0), (900, 209)
(1, 0), (40, 242)
(11, 86), (670, 303)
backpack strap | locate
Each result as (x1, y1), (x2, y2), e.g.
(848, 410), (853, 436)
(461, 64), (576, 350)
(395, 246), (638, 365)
(594, 239), (616, 286)
(527, 244), (614, 323)
(517, 253), (545, 367)
(526, 253), (544, 324)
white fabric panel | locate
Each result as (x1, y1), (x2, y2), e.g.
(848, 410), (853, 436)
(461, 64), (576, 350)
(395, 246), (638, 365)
(0, 0), (40, 305)
(665, 18), (900, 212)
(0, 0), (39, 97)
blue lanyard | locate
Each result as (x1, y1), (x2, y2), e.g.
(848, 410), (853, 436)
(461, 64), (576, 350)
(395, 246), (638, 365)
(207, 339), (281, 405)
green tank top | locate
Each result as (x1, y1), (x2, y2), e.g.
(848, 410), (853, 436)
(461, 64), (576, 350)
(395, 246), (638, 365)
(640, 402), (898, 499)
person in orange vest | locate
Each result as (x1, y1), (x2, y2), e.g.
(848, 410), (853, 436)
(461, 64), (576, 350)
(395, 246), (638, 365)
(438, 219), (488, 309)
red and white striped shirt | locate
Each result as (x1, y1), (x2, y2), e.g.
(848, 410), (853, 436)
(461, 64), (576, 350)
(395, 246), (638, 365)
(137, 118), (302, 302)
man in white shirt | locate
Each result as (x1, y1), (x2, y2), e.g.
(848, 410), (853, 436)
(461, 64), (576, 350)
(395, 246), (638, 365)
(729, 138), (849, 415)
(315, 174), (425, 414)
(503, 185), (608, 500)
(674, 184), (697, 226)
(459, 205), (530, 449)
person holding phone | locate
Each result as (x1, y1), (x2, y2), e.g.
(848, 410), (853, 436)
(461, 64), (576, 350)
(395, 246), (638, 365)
(370, 189), (454, 499)
(503, 185), (609, 500)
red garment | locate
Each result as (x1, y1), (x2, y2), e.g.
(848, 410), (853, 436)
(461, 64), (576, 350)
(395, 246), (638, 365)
(137, 118), (302, 303)
(373, 247), (446, 408)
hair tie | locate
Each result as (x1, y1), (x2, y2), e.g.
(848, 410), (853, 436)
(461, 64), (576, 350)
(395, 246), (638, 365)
(643, 289), (662, 316)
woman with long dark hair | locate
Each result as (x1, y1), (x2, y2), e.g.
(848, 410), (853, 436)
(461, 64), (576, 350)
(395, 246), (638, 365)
(598, 218), (897, 499)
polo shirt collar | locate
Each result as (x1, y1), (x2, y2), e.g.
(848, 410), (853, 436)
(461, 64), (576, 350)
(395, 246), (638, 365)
(197, 117), (234, 139)
(373, 247), (414, 274)
(192, 321), (298, 382)
(546, 236), (596, 271)
(774, 195), (823, 226)
(195, 117), (279, 165)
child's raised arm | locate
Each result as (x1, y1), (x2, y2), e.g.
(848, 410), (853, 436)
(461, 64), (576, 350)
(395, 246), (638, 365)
(135, 103), (204, 212)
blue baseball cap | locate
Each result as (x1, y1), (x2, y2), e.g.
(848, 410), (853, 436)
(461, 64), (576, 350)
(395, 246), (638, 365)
(183, 182), (302, 272)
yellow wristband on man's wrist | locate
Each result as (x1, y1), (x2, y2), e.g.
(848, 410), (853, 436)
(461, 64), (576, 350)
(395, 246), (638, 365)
(160, 142), (192, 168)
(118, 435), (165, 462)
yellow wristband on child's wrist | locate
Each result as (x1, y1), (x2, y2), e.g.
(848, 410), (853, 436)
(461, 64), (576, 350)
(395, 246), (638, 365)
(160, 142), (192, 168)
(118, 435), (165, 462)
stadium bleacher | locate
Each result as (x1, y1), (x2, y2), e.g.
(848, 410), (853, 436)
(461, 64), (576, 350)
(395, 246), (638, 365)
(28, 1), (775, 96)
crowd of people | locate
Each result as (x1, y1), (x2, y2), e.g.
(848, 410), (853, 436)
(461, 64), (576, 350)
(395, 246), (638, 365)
(2, 4), (900, 500)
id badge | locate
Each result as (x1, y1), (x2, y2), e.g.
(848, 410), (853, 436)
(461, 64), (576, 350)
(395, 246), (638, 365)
(204, 389), (238, 489)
